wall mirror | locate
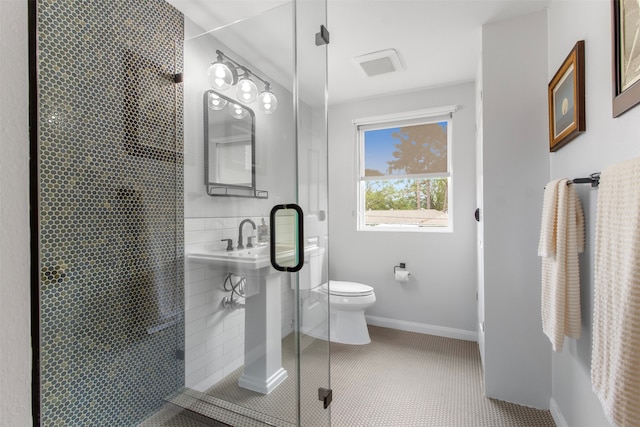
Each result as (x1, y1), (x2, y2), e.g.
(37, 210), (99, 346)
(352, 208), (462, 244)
(203, 90), (267, 198)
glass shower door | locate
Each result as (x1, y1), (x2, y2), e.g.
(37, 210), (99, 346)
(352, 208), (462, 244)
(180, 1), (330, 425)
(33, 0), (329, 424)
(34, 1), (185, 425)
(294, 1), (331, 426)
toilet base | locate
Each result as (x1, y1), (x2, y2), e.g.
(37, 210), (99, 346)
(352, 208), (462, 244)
(299, 288), (375, 345)
(330, 309), (371, 345)
(302, 307), (373, 345)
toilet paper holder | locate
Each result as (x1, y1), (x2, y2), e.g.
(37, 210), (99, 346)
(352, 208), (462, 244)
(393, 263), (407, 274)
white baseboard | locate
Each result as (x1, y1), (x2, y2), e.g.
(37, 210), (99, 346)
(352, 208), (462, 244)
(365, 315), (478, 342)
(549, 397), (569, 427)
(238, 368), (288, 395)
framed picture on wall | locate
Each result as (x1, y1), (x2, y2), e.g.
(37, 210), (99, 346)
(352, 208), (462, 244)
(612, 0), (640, 117)
(548, 40), (586, 152)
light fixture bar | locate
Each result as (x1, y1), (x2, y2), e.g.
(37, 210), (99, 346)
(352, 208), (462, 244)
(210, 49), (278, 114)
(215, 50), (271, 88)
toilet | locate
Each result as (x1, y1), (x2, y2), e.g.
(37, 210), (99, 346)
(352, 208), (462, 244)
(297, 245), (376, 345)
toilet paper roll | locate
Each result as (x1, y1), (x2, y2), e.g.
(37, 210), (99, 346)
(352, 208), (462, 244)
(394, 270), (410, 282)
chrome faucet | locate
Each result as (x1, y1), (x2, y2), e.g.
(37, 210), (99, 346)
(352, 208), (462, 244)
(237, 219), (256, 250)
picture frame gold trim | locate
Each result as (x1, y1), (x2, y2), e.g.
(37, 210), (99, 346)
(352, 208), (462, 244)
(548, 41), (586, 152)
(612, 0), (640, 117)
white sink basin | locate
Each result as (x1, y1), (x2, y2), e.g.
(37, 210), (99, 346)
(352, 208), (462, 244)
(187, 244), (315, 272)
(188, 245), (271, 271)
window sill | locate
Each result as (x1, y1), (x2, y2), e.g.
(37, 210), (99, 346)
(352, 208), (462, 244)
(357, 224), (453, 233)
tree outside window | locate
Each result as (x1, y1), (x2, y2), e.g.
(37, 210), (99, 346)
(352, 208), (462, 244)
(358, 116), (451, 230)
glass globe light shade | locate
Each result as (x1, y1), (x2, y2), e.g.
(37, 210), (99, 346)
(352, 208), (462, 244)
(207, 92), (228, 110)
(229, 103), (248, 120)
(236, 77), (259, 103)
(258, 89), (278, 114)
(207, 61), (235, 91)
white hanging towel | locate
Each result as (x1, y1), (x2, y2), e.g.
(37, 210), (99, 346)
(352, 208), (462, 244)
(539, 178), (585, 352)
(592, 157), (640, 427)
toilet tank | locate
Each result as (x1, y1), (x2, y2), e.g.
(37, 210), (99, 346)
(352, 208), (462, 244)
(296, 245), (325, 290)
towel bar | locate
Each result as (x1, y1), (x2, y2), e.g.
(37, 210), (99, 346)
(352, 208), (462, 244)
(569, 172), (600, 188)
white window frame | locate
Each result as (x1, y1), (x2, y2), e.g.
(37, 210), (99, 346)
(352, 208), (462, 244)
(354, 106), (457, 233)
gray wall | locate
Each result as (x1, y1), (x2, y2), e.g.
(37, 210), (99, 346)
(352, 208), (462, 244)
(0, 1), (31, 425)
(547, 1), (640, 426)
(328, 82), (478, 337)
(5, 1), (639, 425)
(480, 10), (552, 409)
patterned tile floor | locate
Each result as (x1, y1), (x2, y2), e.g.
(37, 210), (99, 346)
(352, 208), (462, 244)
(328, 326), (555, 427)
(143, 326), (556, 427)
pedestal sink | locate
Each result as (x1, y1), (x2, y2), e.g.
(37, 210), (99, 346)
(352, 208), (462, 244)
(187, 245), (272, 272)
(187, 245), (288, 394)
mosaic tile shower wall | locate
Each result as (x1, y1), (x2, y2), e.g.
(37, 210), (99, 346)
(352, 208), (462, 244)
(36, 0), (185, 425)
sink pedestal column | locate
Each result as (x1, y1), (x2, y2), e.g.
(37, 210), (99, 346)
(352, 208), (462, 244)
(238, 271), (287, 394)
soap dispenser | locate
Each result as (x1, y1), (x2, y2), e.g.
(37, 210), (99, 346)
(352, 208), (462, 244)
(258, 217), (269, 244)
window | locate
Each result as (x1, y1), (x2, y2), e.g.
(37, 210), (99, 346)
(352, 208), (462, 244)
(356, 108), (454, 231)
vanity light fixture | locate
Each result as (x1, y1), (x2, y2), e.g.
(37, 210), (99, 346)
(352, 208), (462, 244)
(208, 50), (278, 114)
(236, 68), (259, 103)
(229, 102), (249, 120)
(258, 83), (278, 115)
(207, 92), (228, 110)
(207, 52), (237, 91)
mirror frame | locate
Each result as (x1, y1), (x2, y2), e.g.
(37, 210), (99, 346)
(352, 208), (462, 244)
(203, 89), (268, 198)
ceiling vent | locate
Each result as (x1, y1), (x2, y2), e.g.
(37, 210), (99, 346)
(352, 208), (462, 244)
(353, 49), (405, 77)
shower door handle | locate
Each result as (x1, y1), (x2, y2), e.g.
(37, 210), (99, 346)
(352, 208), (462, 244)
(269, 204), (304, 272)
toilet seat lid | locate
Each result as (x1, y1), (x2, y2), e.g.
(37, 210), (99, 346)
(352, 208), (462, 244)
(321, 280), (374, 297)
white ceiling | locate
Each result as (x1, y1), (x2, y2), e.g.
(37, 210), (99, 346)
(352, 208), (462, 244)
(168, 0), (551, 105)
